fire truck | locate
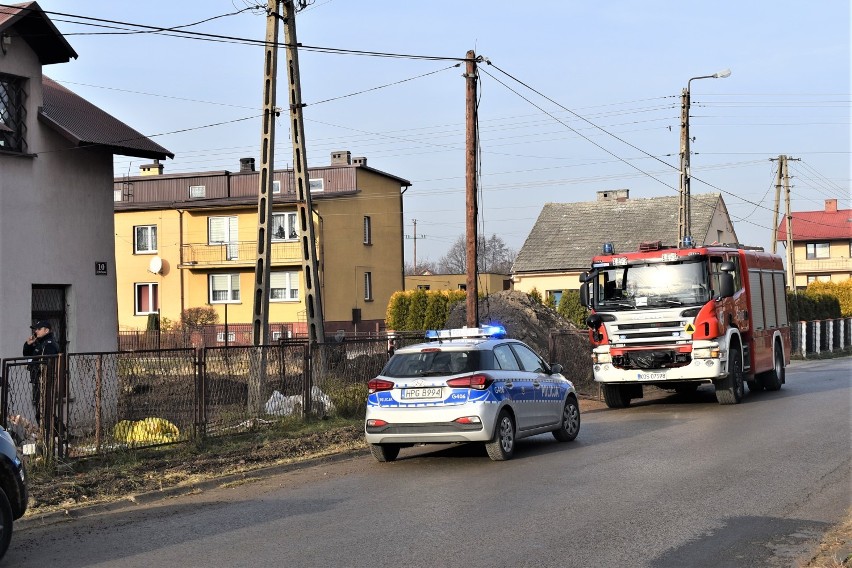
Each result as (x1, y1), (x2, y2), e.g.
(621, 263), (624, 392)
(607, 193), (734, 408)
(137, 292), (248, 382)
(579, 240), (791, 407)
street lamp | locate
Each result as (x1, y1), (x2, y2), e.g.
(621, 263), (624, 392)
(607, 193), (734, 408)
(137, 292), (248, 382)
(678, 68), (731, 247)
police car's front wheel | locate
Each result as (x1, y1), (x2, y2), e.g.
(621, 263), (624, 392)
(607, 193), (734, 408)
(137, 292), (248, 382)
(553, 396), (580, 442)
(486, 410), (515, 461)
(370, 444), (400, 462)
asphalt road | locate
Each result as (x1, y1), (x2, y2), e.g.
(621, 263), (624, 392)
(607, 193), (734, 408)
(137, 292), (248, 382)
(9, 357), (851, 568)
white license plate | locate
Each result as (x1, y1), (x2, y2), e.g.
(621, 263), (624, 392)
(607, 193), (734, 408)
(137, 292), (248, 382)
(637, 372), (666, 381)
(402, 387), (443, 399)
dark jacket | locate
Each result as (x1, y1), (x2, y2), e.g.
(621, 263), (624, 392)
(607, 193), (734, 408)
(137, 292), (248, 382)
(23, 332), (59, 383)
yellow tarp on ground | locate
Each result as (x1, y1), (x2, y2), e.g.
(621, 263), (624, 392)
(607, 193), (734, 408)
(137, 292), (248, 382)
(113, 417), (180, 445)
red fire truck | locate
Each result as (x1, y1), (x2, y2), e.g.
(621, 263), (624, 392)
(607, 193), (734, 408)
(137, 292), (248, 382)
(579, 241), (791, 407)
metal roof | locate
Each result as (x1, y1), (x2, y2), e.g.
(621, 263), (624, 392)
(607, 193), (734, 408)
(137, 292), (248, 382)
(0, 2), (77, 64)
(513, 193), (729, 273)
(775, 208), (852, 242)
(39, 76), (174, 160)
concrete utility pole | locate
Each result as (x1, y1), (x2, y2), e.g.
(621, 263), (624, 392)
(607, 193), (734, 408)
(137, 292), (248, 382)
(677, 69), (731, 247)
(465, 49), (479, 327)
(406, 219), (426, 274)
(782, 155), (799, 291)
(283, 0), (325, 342)
(771, 156), (783, 254)
(251, 0), (281, 345)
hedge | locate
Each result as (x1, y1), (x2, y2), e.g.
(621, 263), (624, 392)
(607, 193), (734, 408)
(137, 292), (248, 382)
(386, 290), (466, 331)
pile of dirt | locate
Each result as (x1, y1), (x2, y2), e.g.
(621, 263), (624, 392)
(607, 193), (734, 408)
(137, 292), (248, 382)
(444, 290), (577, 355)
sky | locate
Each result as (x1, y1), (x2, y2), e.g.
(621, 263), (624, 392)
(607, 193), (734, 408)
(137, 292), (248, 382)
(30, 0), (851, 265)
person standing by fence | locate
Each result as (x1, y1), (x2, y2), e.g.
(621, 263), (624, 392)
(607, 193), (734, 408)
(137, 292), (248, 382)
(23, 320), (58, 425)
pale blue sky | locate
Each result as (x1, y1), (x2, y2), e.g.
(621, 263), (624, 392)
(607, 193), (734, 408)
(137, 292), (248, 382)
(34, 0), (851, 263)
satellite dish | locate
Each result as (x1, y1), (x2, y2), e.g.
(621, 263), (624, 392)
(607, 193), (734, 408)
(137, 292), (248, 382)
(148, 256), (163, 274)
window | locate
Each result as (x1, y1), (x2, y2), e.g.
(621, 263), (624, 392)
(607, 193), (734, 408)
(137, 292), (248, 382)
(209, 273), (240, 303)
(189, 185), (206, 198)
(417, 285), (431, 290)
(134, 225), (158, 254)
(272, 212), (298, 241)
(493, 344), (521, 371)
(363, 216), (372, 245)
(511, 343), (546, 373)
(458, 284), (467, 291)
(806, 242), (830, 260)
(114, 189), (123, 202)
(216, 331), (236, 343)
(270, 271), (299, 301)
(135, 283), (159, 315)
(273, 180), (281, 194)
(807, 275), (831, 284)
(548, 290), (563, 305)
(0, 73), (26, 153)
(364, 272), (373, 301)
(309, 178), (324, 192)
(208, 216), (238, 259)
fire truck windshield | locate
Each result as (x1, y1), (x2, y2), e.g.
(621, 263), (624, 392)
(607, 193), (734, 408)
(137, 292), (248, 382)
(593, 258), (710, 311)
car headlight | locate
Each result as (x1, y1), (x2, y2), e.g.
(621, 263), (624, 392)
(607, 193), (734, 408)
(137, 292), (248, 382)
(692, 347), (720, 359)
(593, 352), (612, 364)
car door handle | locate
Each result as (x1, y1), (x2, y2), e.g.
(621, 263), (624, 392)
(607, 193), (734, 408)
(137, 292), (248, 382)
(505, 382), (513, 388)
(532, 381), (541, 388)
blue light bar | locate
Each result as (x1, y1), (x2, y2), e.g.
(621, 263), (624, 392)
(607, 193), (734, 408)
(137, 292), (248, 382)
(602, 242), (614, 254)
(425, 325), (507, 341)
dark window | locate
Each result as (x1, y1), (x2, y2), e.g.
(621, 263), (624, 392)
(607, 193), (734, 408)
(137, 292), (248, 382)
(0, 73), (27, 153)
(806, 242), (830, 260)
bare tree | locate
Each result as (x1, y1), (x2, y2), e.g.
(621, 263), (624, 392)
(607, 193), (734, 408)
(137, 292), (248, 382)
(404, 259), (440, 276)
(438, 234), (516, 274)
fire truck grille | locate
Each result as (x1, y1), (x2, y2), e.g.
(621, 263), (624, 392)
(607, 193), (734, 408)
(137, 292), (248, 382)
(613, 350), (691, 369)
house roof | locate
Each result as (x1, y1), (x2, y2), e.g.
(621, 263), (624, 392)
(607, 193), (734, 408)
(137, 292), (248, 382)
(0, 2), (77, 64)
(39, 77), (174, 160)
(513, 193), (728, 273)
(775, 208), (852, 242)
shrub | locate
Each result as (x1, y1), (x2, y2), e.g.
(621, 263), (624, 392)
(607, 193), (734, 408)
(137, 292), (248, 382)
(806, 280), (852, 317)
(528, 287), (542, 304)
(385, 291), (410, 330)
(385, 290), (466, 331)
(557, 289), (589, 328)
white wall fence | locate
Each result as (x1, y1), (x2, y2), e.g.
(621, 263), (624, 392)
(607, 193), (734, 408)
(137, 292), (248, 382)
(790, 318), (852, 358)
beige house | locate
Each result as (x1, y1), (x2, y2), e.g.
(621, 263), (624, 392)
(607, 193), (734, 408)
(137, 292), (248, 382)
(113, 152), (410, 337)
(405, 272), (511, 293)
(775, 198), (852, 288)
(0, 3), (171, 359)
(512, 190), (739, 302)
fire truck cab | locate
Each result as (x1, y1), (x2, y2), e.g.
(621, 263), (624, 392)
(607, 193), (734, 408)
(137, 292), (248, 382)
(579, 241), (791, 407)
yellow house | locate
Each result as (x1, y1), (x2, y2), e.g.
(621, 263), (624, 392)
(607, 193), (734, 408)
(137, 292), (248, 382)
(775, 198), (852, 288)
(114, 151), (410, 336)
(405, 272), (511, 294)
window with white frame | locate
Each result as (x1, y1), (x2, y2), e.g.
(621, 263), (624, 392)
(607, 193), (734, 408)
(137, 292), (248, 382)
(270, 271), (299, 301)
(216, 331), (236, 343)
(272, 212), (298, 241)
(807, 274), (831, 284)
(135, 283), (159, 314)
(0, 73), (27, 153)
(134, 225), (158, 254)
(548, 290), (563, 305)
(309, 178), (324, 192)
(417, 285), (430, 290)
(209, 273), (240, 303)
(806, 242), (830, 260)
(273, 180), (281, 194)
(114, 189), (123, 202)
(363, 216), (372, 245)
(364, 271), (373, 301)
(208, 216), (238, 259)
(189, 185), (206, 198)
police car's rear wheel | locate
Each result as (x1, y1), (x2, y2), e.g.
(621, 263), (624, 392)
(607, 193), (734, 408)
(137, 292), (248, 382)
(486, 410), (515, 461)
(0, 488), (13, 561)
(553, 396), (580, 442)
(370, 444), (400, 462)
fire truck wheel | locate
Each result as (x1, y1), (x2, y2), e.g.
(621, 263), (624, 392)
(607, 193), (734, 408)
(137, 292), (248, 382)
(602, 384), (631, 408)
(761, 342), (785, 391)
(715, 345), (745, 405)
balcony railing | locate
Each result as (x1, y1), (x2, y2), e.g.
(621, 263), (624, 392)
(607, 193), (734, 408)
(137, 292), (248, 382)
(797, 257), (852, 273)
(181, 240), (302, 267)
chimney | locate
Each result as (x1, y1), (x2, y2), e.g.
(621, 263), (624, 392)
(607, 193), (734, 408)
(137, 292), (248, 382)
(331, 150), (351, 165)
(139, 159), (163, 176)
(825, 198), (838, 213)
(597, 189), (629, 202)
(352, 156), (367, 167)
(240, 157), (255, 172)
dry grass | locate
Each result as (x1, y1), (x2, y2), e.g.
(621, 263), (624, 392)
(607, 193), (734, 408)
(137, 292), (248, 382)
(802, 512), (852, 567)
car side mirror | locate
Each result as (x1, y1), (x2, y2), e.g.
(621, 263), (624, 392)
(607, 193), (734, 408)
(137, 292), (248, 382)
(549, 363), (563, 375)
(719, 273), (734, 299)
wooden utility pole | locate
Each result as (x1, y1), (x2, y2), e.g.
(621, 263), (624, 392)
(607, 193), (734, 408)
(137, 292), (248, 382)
(283, 0), (325, 341)
(771, 156), (783, 254)
(251, 0), (281, 345)
(465, 50), (479, 327)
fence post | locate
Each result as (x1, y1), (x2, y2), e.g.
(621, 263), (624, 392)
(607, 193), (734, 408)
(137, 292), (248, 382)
(95, 354), (103, 453)
(195, 347), (207, 440)
(828, 319), (834, 352)
(815, 321), (821, 355)
(800, 321), (807, 359)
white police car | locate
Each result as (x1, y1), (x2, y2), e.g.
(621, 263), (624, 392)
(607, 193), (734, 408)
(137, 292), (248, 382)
(365, 326), (580, 462)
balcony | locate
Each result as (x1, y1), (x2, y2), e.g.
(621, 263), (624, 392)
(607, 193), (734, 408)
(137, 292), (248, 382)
(181, 240), (302, 267)
(796, 257), (852, 274)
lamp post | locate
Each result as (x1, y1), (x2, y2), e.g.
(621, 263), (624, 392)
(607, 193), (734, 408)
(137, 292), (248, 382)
(678, 68), (731, 247)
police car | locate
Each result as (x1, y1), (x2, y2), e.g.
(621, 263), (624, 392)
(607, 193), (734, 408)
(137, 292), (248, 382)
(365, 326), (580, 462)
